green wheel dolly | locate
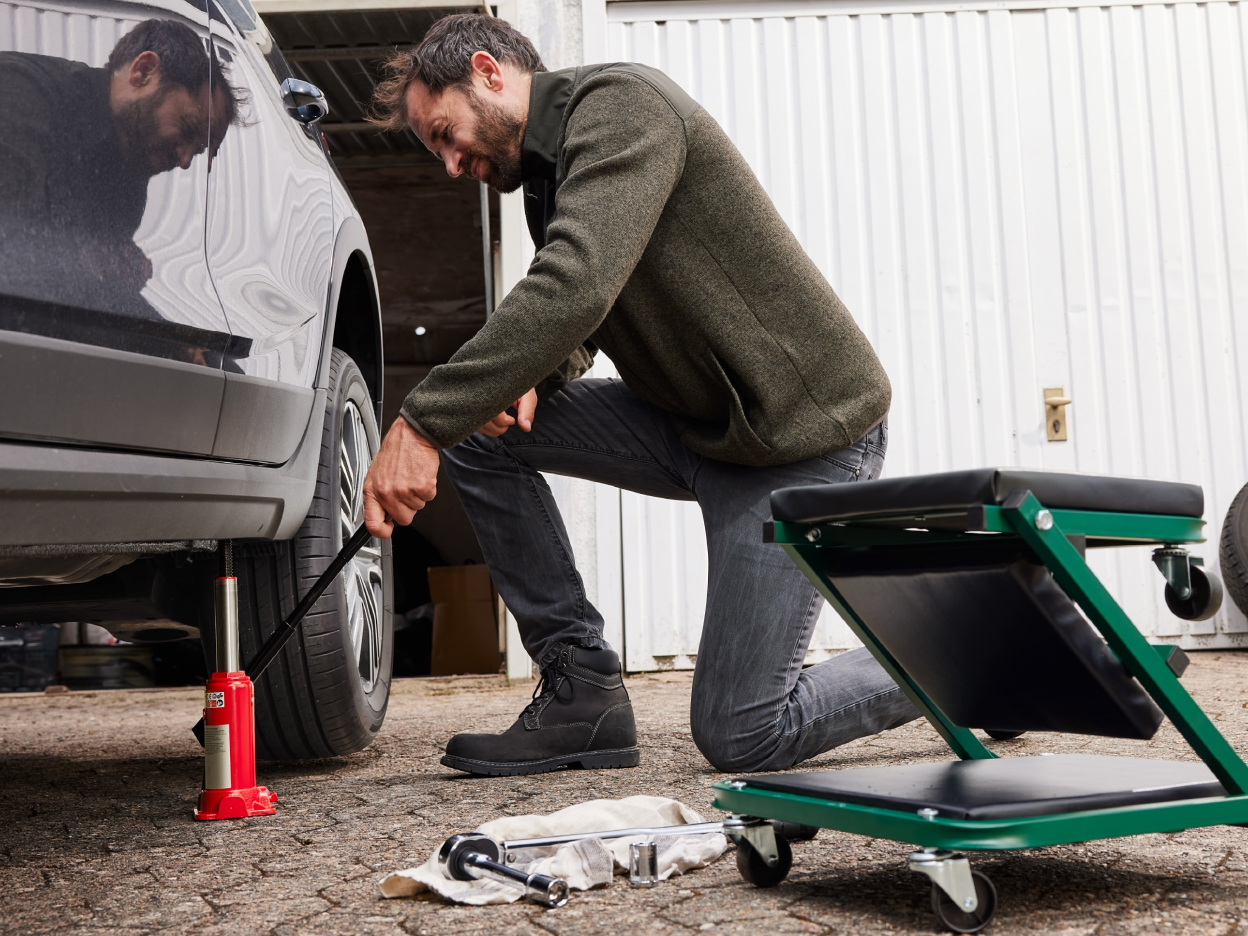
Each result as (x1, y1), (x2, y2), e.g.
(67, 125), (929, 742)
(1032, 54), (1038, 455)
(709, 468), (1241, 932)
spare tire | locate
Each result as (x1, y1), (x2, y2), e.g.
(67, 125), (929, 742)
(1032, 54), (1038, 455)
(1220, 482), (1248, 619)
(200, 349), (393, 760)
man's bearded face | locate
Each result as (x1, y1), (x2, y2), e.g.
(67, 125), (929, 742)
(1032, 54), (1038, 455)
(115, 80), (213, 176)
(463, 89), (525, 193)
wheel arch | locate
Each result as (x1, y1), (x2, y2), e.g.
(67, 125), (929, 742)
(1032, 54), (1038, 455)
(317, 215), (383, 426)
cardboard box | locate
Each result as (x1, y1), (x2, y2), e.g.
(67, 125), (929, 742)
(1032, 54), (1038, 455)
(428, 565), (500, 676)
(60, 645), (154, 690)
(428, 564), (493, 604)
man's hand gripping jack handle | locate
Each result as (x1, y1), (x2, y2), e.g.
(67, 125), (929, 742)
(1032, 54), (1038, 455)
(364, 416), (442, 538)
(363, 391), (537, 538)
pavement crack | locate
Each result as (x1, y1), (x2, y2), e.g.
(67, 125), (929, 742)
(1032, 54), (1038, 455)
(785, 907), (833, 934)
(529, 910), (564, 935)
(198, 892), (226, 913)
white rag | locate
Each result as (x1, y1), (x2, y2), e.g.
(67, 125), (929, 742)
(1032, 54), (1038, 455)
(378, 795), (728, 905)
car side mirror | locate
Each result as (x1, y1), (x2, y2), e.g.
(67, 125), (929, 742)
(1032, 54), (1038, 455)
(280, 78), (328, 124)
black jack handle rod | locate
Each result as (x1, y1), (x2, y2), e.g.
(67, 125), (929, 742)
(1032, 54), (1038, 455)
(193, 523), (375, 744)
(245, 522), (374, 680)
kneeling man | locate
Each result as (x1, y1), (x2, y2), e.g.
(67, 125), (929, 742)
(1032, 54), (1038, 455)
(364, 13), (918, 776)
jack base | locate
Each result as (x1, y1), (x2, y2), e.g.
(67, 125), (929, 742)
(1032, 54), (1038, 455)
(195, 785), (278, 821)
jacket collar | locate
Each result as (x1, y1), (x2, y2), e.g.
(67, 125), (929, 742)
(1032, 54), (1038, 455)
(520, 68), (575, 181)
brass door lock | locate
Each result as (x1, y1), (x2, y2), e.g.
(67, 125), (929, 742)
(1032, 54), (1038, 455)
(1044, 388), (1071, 441)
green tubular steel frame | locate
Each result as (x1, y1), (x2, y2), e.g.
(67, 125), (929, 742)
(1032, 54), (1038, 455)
(713, 494), (1248, 850)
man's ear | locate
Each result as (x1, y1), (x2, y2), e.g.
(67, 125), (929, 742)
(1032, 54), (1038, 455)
(470, 50), (505, 92)
(128, 50), (161, 89)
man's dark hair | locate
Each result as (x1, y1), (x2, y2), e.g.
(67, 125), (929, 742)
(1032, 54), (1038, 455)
(370, 13), (545, 132)
(107, 18), (210, 92)
(107, 18), (246, 134)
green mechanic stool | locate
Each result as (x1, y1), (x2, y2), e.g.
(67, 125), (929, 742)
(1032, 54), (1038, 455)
(713, 469), (1239, 933)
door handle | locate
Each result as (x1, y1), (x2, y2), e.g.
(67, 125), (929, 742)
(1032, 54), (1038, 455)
(280, 78), (329, 124)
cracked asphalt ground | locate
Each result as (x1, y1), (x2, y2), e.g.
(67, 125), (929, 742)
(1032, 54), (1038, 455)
(3, 655), (1248, 935)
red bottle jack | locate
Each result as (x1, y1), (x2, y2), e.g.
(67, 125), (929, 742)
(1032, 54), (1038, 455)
(195, 563), (277, 820)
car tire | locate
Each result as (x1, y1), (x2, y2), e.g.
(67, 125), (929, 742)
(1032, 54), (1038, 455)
(200, 349), (393, 760)
(1221, 482), (1248, 620)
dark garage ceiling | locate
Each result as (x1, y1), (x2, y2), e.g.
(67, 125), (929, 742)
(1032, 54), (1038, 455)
(264, 6), (470, 167)
(261, 6), (498, 382)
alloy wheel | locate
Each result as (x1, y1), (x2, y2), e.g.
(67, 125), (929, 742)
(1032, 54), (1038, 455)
(339, 400), (383, 692)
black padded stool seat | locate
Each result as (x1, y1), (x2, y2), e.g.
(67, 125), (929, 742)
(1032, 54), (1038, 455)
(739, 754), (1224, 821)
(772, 468), (1203, 525)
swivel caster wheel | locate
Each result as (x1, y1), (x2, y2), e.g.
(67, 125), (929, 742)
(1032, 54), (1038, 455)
(735, 833), (792, 888)
(984, 729), (1025, 741)
(930, 870), (997, 933)
(1164, 565), (1223, 622)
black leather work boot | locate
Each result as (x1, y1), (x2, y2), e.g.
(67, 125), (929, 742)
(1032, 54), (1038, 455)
(441, 645), (640, 776)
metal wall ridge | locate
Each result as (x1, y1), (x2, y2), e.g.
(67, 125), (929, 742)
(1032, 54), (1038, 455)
(608, 0), (1223, 23)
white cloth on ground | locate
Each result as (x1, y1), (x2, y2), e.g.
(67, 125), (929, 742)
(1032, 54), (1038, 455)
(378, 795), (728, 905)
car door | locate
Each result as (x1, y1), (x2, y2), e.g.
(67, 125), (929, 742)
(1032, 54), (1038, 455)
(204, 0), (331, 464)
(0, 0), (231, 456)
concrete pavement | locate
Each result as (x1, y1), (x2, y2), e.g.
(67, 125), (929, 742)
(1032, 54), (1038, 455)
(3, 656), (1248, 935)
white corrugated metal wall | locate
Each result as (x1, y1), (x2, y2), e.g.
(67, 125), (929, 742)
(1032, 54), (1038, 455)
(595, 0), (1248, 664)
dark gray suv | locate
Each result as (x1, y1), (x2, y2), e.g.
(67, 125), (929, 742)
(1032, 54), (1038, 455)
(0, 0), (393, 760)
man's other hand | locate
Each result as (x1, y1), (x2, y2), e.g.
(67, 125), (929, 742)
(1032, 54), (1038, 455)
(477, 388), (538, 437)
(363, 417), (440, 538)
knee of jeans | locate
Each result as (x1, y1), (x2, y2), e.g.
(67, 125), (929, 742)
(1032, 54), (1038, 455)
(690, 715), (784, 774)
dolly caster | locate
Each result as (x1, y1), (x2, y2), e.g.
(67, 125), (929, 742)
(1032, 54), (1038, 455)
(910, 849), (997, 933)
(1154, 548), (1223, 621)
(931, 870), (996, 933)
(735, 833), (792, 887)
(984, 729), (1025, 741)
(1165, 565), (1223, 621)
(726, 815), (793, 888)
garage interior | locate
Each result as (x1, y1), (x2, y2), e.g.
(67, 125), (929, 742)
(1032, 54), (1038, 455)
(266, 6), (499, 676)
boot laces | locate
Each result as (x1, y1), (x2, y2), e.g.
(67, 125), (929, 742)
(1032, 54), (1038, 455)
(524, 659), (574, 715)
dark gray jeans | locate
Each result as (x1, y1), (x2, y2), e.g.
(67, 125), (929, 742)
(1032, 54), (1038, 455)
(441, 378), (919, 772)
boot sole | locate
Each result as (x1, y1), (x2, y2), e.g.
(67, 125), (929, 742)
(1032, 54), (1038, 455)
(441, 746), (641, 777)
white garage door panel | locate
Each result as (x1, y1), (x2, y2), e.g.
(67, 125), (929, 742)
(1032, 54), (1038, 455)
(607, 0), (1248, 662)
(620, 492), (707, 671)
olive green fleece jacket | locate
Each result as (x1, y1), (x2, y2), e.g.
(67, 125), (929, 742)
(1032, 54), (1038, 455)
(401, 63), (890, 467)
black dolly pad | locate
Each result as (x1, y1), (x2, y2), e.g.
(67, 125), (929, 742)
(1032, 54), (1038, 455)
(771, 468), (1203, 525)
(736, 754), (1224, 820)
(826, 543), (1164, 739)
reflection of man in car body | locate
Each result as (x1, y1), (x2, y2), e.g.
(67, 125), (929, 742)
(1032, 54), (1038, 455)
(0, 18), (241, 327)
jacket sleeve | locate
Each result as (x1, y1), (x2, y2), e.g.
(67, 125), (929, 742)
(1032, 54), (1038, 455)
(400, 76), (688, 447)
(535, 341), (597, 398)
